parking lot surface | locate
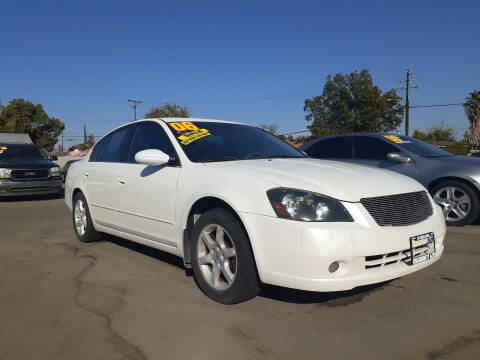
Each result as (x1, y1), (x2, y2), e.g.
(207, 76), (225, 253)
(1, 198), (479, 360)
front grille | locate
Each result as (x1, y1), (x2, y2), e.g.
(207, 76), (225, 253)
(361, 191), (433, 226)
(10, 169), (50, 180)
(365, 240), (431, 269)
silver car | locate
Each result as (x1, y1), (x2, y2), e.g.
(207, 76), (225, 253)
(300, 133), (480, 226)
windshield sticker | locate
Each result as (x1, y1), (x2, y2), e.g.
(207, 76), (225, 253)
(384, 135), (404, 143)
(0, 146), (7, 154)
(168, 122), (211, 145)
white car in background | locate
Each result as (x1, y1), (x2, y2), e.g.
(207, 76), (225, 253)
(65, 118), (446, 304)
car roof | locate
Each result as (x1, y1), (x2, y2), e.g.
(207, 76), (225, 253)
(94, 118), (250, 145)
(300, 132), (408, 149)
(140, 117), (245, 125)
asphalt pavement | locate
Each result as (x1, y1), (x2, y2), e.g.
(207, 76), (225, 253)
(0, 197), (479, 360)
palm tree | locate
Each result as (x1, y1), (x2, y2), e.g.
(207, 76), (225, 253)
(464, 90), (480, 149)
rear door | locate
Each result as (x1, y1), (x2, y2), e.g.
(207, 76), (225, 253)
(84, 125), (135, 229)
(351, 136), (419, 179)
(115, 121), (181, 247)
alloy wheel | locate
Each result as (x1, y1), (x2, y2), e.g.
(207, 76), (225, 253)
(433, 186), (471, 221)
(74, 199), (88, 236)
(197, 224), (237, 291)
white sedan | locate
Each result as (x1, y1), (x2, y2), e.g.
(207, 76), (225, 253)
(65, 118), (446, 304)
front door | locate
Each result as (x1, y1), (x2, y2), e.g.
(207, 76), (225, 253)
(351, 136), (419, 180)
(115, 121), (181, 247)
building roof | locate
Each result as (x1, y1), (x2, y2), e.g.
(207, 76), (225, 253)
(0, 133), (33, 144)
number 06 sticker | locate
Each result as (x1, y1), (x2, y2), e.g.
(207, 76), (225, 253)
(169, 122), (199, 131)
(168, 122), (211, 145)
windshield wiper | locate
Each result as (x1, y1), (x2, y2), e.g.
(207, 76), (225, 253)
(202, 156), (238, 163)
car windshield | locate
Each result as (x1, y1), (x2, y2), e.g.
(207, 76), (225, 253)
(167, 121), (306, 162)
(0, 144), (48, 162)
(385, 135), (453, 158)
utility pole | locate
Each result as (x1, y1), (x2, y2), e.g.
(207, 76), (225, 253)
(128, 99), (143, 121)
(399, 70), (418, 136)
(405, 70), (410, 136)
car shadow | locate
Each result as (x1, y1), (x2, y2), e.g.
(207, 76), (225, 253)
(258, 281), (392, 305)
(0, 190), (64, 202)
(101, 233), (185, 270)
(100, 232), (392, 304)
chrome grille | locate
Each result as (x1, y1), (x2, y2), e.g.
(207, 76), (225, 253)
(361, 191), (433, 226)
(10, 169), (50, 180)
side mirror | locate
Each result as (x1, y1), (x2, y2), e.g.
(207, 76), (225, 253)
(387, 152), (411, 164)
(135, 149), (171, 166)
(49, 154), (58, 161)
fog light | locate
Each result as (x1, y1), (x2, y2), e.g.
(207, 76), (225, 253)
(329, 261), (340, 273)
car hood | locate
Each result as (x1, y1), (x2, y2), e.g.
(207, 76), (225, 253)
(0, 160), (58, 169)
(204, 158), (425, 202)
(431, 155), (480, 166)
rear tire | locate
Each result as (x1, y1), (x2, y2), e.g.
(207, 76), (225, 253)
(431, 180), (480, 226)
(190, 208), (260, 304)
(72, 192), (100, 243)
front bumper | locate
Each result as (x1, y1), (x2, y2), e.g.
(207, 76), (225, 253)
(0, 178), (63, 197)
(239, 201), (446, 292)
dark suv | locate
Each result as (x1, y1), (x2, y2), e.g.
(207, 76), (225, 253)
(0, 143), (62, 197)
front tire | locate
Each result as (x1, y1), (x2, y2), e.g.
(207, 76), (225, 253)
(190, 208), (260, 304)
(431, 180), (480, 226)
(72, 192), (100, 243)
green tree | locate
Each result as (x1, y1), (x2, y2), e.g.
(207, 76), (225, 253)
(304, 70), (404, 137)
(259, 124), (279, 134)
(413, 125), (456, 142)
(413, 125), (467, 155)
(463, 90), (480, 149)
(0, 98), (65, 151)
(68, 134), (95, 151)
(145, 102), (190, 118)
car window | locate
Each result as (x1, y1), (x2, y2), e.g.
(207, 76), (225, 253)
(0, 144), (47, 162)
(166, 121), (305, 163)
(385, 135), (453, 158)
(353, 136), (398, 160)
(128, 122), (177, 163)
(310, 137), (352, 159)
(94, 125), (135, 163)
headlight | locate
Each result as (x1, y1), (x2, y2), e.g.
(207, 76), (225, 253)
(267, 188), (353, 222)
(0, 168), (11, 179)
(50, 166), (61, 177)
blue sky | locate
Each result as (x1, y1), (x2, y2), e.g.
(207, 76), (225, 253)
(1, 0), (478, 147)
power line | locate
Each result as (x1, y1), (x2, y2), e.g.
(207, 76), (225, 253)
(279, 129), (311, 136)
(411, 103), (464, 108)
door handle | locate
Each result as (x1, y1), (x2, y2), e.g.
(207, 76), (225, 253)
(83, 172), (90, 178)
(117, 179), (126, 185)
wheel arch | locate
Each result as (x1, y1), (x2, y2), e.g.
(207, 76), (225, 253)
(72, 187), (83, 202)
(182, 196), (253, 269)
(428, 176), (480, 197)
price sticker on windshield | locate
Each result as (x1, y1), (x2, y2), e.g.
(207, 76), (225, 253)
(384, 135), (403, 143)
(168, 122), (211, 145)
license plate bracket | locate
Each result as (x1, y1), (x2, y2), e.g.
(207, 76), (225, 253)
(405, 232), (436, 266)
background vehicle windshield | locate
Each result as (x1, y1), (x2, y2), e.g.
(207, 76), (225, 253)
(394, 136), (453, 158)
(168, 122), (306, 162)
(0, 144), (48, 162)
